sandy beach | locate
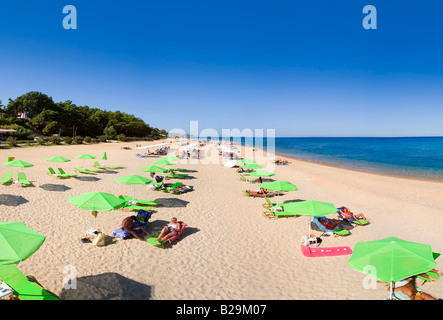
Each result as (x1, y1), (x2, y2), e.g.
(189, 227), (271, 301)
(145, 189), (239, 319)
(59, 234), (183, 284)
(1, 140), (442, 300)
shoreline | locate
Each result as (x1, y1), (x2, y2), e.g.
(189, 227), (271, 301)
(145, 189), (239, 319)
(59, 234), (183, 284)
(239, 142), (443, 184)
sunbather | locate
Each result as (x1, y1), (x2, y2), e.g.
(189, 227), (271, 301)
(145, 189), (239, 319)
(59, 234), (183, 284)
(317, 217), (342, 230)
(156, 217), (181, 242)
(122, 216), (151, 241)
(417, 268), (443, 282)
(391, 278), (440, 300)
(338, 207), (369, 222)
(171, 185), (192, 192)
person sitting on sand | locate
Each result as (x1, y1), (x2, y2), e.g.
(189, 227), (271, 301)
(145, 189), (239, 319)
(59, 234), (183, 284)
(318, 217), (342, 230)
(156, 217), (181, 242)
(122, 216), (151, 241)
(171, 185), (192, 192)
(390, 278), (440, 300)
(339, 207), (369, 222)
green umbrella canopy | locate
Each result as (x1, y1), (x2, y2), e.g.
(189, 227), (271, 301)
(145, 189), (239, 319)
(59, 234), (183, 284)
(3, 160), (34, 168)
(115, 175), (153, 185)
(348, 237), (437, 283)
(241, 163), (263, 170)
(0, 222), (46, 265)
(74, 154), (97, 160)
(68, 192), (126, 211)
(139, 165), (168, 173)
(102, 152), (107, 160)
(281, 200), (337, 216)
(162, 156), (180, 162)
(248, 170), (275, 177)
(44, 156), (71, 163)
(238, 158), (256, 164)
(153, 158), (176, 166)
(260, 181), (298, 192)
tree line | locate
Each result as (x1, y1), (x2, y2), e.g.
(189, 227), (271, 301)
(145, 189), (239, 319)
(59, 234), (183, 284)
(0, 91), (167, 143)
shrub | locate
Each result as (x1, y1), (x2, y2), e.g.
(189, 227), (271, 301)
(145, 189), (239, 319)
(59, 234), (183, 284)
(84, 136), (92, 143)
(73, 136), (84, 144)
(117, 133), (127, 142)
(6, 136), (17, 147)
(49, 135), (61, 145)
(63, 136), (72, 145)
(97, 135), (107, 143)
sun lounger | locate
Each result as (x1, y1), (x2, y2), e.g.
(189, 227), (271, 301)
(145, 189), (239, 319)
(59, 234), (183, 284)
(152, 181), (164, 190)
(300, 244), (353, 257)
(74, 168), (96, 174)
(17, 172), (31, 186)
(113, 209), (152, 240)
(336, 207), (369, 226)
(94, 161), (122, 169)
(238, 174), (259, 183)
(58, 168), (77, 178)
(163, 182), (193, 194)
(146, 221), (187, 248)
(262, 205), (298, 219)
(48, 167), (65, 178)
(80, 167), (100, 172)
(0, 264), (58, 300)
(136, 153), (148, 158)
(119, 195), (159, 206)
(165, 169), (188, 179)
(312, 216), (350, 237)
(0, 171), (13, 184)
(243, 190), (280, 198)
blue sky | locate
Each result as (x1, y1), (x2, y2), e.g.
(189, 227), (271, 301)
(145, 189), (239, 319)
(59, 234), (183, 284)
(1, 1), (443, 137)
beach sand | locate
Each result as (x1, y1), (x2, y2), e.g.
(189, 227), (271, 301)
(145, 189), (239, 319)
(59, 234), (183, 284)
(1, 140), (442, 300)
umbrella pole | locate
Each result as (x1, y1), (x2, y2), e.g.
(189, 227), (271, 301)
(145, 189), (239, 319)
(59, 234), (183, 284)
(308, 217), (312, 237)
(390, 281), (393, 300)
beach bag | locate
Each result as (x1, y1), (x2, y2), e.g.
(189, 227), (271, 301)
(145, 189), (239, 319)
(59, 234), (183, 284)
(92, 232), (106, 246)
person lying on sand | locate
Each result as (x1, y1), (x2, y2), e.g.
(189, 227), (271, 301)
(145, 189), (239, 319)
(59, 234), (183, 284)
(122, 216), (151, 241)
(156, 217), (181, 242)
(417, 269), (443, 282)
(339, 207), (369, 222)
(317, 217), (342, 230)
(390, 278), (440, 300)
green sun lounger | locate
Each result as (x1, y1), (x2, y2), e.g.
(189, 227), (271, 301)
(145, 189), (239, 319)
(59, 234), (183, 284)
(48, 167), (69, 178)
(152, 181), (163, 190)
(146, 234), (169, 247)
(75, 168), (96, 174)
(93, 161), (106, 169)
(239, 174), (259, 183)
(94, 161), (122, 169)
(18, 172), (31, 186)
(80, 167), (99, 172)
(122, 205), (152, 211)
(165, 169), (188, 179)
(58, 168), (77, 177)
(262, 205), (298, 219)
(0, 171), (13, 184)
(0, 264), (58, 300)
(119, 195), (159, 206)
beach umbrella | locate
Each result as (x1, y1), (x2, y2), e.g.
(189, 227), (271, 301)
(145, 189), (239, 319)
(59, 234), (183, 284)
(44, 156), (71, 163)
(260, 180), (298, 206)
(224, 160), (238, 168)
(241, 163), (263, 170)
(75, 154), (97, 168)
(75, 154), (96, 160)
(348, 237), (437, 299)
(153, 158), (176, 166)
(282, 200), (338, 237)
(102, 152), (107, 161)
(68, 192), (126, 230)
(116, 174), (153, 201)
(44, 156), (71, 170)
(139, 165), (168, 173)
(3, 160), (34, 183)
(0, 222), (46, 265)
(238, 158), (256, 164)
(248, 170), (275, 177)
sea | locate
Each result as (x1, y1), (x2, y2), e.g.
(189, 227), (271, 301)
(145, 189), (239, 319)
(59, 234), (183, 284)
(223, 137), (443, 181)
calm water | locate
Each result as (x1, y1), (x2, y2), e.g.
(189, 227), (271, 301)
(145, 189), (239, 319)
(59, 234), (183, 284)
(227, 137), (443, 181)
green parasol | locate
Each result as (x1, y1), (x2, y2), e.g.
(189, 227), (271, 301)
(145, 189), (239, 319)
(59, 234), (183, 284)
(260, 181), (298, 206)
(4, 160), (34, 183)
(115, 175), (153, 202)
(153, 158), (176, 166)
(0, 222), (46, 265)
(74, 154), (96, 159)
(281, 200), (338, 237)
(348, 237), (437, 299)
(139, 165), (168, 173)
(248, 170), (275, 177)
(44, 156), (71, 163)
(162, 156), (180, 162)
(238, 158), (256, 164)
(68, 192), (126, 230)
(241, 163), (263, 170)
(102, 152), (107, 160)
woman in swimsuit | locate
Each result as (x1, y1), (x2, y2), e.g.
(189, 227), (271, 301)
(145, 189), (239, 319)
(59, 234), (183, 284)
(339, 207), (369, 222)
(390, 278), (440, 300)
(156, 217), (181, 242)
